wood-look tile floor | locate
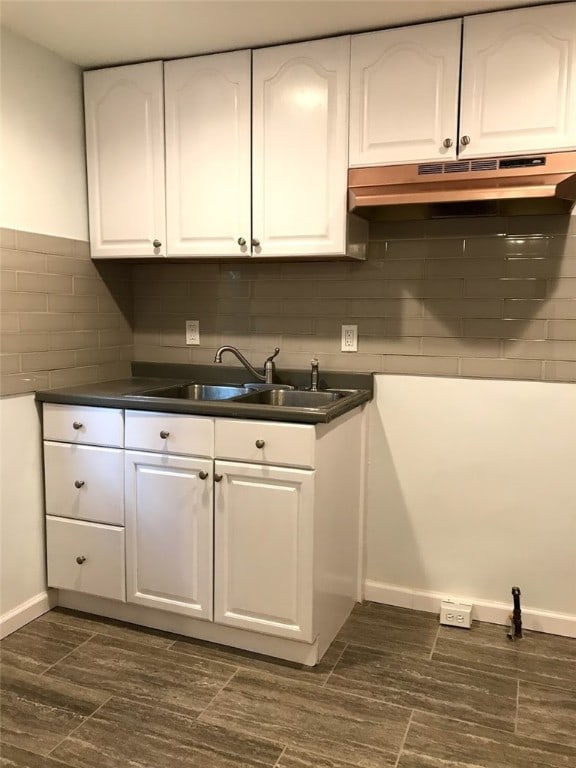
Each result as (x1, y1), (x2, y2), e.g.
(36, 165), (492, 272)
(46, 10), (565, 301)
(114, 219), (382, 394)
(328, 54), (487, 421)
(1, 603), (575, 767)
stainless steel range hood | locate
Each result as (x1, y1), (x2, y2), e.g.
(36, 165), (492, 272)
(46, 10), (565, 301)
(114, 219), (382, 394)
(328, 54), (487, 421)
(348, 151), (576, 219)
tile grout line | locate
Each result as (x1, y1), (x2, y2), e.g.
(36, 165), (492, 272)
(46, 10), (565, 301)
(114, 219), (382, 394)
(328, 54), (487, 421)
(46, 692), (114, 758)
(196, 667), (241, 717)
(39, 632), (99, 676)
(272, 745), (287, 767)
(394, 709), (414, 768)
(428, 624), (441, 661)
(322, 642), (348, 688)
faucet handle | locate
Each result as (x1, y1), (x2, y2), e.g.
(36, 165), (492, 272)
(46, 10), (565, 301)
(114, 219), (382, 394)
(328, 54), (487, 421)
(264, 347), (280, 364)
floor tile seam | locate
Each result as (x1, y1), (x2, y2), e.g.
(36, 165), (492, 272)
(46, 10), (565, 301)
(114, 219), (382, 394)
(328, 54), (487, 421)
(195, 667), (241, 716)
(321, 641), (349, 688)
(433, 639), (576, 667)
(45, 692), (114, 758)
(393, 709), (414, 768)
(162, 642), (250, 674)
(39, 614), (177, 650)
(338, 638), (437, 660)
(322, 680), (517, 734)
(428, 625), (441, 661)
(516, 676), (576, 694)
(39, 632), (100, 676)
(272, 745), (287, 767)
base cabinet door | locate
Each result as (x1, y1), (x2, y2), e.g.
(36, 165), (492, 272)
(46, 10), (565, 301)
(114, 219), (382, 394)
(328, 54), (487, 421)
(125, 451), (213, 619)
(214, 460), (315, 641)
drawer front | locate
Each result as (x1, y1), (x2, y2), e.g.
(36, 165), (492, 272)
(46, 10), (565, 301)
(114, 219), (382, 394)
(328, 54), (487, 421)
(43, 403), (124, 447)
(125, 410), (214, 456)
(44, 442), (124, 526)
(215, 419), (316, 468)
(46, 516), (125, 601)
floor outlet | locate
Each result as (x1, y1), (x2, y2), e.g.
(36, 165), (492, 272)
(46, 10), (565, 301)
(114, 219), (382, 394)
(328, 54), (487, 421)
(440, 600), (473, 629)
(341, 324), (358, 352)
(185, 320), (200, 345)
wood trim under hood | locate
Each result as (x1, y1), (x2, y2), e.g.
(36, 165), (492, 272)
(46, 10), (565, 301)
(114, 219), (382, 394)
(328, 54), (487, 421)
(348, 151), (576, 212)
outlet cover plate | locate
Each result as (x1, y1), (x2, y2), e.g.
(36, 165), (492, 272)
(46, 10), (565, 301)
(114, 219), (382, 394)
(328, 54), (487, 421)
(440, 600), (472, 629)
(341, 324), (358, 352)
(186, 320), (200, 345)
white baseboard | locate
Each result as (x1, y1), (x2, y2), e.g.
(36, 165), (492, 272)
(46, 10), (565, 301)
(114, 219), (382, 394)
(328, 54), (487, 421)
(364, 580), (576, 639)
(0, 590), (57, 639)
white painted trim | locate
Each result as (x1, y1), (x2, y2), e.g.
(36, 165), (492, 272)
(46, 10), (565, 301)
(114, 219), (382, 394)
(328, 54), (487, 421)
(355, 404), (369, 602)
(57, 590), (320, 666)
(364, 580), (576, 639)
(0, 590), (57, 639)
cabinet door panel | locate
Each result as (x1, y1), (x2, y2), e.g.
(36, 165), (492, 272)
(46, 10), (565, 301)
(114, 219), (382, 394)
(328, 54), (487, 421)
(252, 37), (350, 256)
(165, 51), (251, 257)
(125, 451), (213, 619)
(350, 20), (461, 165)
(461, 4), (576, 158)
(214, 461), (314, 641)
(84, 62), (166, 258)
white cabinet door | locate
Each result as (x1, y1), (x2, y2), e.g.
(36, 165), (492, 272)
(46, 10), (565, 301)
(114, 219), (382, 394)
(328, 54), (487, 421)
(84, 61), (166, 258)
(214, 460), (314, 641)
(125, 451), (213, 619)
(165, 51), (252, 257)
(252, 37), (350, 257)
(460, 3), (576, 158)
(350, 20), (462, 166)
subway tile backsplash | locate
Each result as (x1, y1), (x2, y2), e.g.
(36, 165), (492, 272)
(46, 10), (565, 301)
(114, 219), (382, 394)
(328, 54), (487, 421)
(1, 214), (576, 393)
(0, 228), (132, 396)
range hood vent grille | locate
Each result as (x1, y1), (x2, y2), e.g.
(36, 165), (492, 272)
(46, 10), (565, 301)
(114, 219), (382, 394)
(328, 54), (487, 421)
(417, 158), (499, 176)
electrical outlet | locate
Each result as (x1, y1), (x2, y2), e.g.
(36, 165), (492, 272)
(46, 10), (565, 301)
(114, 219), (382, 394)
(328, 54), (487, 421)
(185, 320), (200, 345)
(440, 600), (472, 629)
(341, 324), (358, 352)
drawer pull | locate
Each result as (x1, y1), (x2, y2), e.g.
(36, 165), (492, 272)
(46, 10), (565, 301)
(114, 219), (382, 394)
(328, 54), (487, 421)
(214, 473), (223, 482)
(160, 430), (170, 439)
(74, 480), (85, 489)
(198, 470), (209, 480)
(255, 439), (265, 449)
(72, 421), (83, 430)
(76, 555), (86, 565)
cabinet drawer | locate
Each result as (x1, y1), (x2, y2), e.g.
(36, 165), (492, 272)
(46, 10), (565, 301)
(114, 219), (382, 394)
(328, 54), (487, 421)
(46, 516), (125, 601)
(125, 410), (214, 456)
(215, 419), (316, 468)
(43, 403), (124, 447)
(44, 442), (124, 526)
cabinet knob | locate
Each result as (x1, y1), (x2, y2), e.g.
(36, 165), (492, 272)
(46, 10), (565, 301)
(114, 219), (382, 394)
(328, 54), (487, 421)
(255, 439), (265, 449)
(74, 480), (85, 489)
(153, 239), (162, 248)
(442, 137), (453, 148)
(237, 237), (246, 247)
(76, 555), (86, 565)
(199, 470), (209, 480)
(72, 421), (83, 430)
(251, 238), (260, 248)
(460, 135), (471, 146)
(160, 430), (170, 439)
(214, 473), (223, 482)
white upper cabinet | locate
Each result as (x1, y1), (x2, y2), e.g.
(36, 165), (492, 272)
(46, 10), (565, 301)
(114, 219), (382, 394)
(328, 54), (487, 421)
(349, 20), (462, 166)
(84, 62), (166, 258)
(252, 36), (350, 257)
(164, 51), (252, 257)
(460, 3), (576, 158)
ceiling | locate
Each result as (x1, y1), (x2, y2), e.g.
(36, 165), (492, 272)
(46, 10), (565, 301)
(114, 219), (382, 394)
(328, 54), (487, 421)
(0, 0), (549, 68)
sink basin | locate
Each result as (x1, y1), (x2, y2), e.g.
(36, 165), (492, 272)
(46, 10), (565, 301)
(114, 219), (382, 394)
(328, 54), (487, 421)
(134, 384), (250, 400)
(236, 389), (345, 407)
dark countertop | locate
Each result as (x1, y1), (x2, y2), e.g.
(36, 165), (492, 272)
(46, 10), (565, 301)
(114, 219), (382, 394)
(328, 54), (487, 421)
(35, 363), (374, 425)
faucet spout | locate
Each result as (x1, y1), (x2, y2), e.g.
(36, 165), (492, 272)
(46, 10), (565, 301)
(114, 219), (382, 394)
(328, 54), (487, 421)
(213, 345), (280, 384)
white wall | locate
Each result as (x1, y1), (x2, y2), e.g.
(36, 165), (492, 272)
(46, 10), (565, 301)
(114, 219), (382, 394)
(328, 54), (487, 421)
(366, 374), (576, 632)
(0, 26), (88, 240)
(0, 29), (88, 633)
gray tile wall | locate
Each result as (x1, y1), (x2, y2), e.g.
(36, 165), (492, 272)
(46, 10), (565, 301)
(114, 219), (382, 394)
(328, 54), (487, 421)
(132, 214), (576, 383)
(0, 228), (133, 396)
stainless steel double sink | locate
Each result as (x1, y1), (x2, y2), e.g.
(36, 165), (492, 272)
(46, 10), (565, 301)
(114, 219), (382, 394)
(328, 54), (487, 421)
(133, 383), (347, 409)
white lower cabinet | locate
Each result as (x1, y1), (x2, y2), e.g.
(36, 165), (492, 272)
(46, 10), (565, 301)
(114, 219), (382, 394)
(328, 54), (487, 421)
(214, 460), (314, 641)
(124, 451), (213, 619)
(46, 517), (125, 601)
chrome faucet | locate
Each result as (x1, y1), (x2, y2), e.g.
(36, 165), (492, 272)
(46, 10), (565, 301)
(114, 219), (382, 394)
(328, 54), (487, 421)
(213, 345), (280, 384)
(309, 358), (319, 391)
